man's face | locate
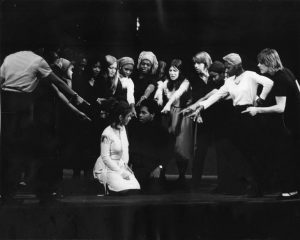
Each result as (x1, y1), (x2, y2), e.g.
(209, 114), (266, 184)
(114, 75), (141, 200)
(139, 106), (154, 124)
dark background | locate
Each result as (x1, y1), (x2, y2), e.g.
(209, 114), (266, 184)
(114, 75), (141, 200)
(1, 0), (300, 75)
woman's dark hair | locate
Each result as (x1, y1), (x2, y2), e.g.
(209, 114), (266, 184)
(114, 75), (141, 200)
(167, 59), (185, 91)
(86, 59), (101, 79)
(105, 98), (132, 126)
(156, 60), (167, 81)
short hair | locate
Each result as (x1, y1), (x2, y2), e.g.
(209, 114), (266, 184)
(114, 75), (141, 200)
(223, 53), (242, 66)
(209, 61), (225, 74)
(257, 48), (283, 72)
(192, 51), (212, 68)
(139, 99), (159, 115)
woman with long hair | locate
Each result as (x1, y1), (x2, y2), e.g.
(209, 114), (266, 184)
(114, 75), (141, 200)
(96, 55), (135, 108)
(157, 59), (193, 186)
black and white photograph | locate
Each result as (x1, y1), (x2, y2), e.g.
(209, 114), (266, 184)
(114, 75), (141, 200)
(1, 0), (300, 239)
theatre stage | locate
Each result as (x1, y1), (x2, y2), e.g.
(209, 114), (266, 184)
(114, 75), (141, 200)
(1, 176), (300, 240)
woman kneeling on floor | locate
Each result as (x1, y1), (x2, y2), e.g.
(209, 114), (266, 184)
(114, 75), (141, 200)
(93, 99), (140, 195)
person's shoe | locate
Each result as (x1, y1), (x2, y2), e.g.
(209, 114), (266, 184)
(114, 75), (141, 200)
(277, 192), (299, 200)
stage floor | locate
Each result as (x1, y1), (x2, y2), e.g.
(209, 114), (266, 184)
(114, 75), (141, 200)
(1, 176), (300, 240)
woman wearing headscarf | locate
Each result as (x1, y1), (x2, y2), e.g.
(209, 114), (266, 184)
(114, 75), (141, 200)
(157, 59), (193, 186)
(132, 51), (159, 106)
(183, 53), (273, 197)
(117, 56), (136, 115)
(96, 55), (134, 106)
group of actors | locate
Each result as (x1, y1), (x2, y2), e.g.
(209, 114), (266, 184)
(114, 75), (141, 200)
(1, 46), (300, 203)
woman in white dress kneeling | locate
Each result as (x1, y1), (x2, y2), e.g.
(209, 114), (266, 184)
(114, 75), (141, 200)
(93, 99), (140, 195)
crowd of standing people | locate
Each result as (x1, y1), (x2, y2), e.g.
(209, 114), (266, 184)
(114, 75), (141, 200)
(1, 46), (300, 203)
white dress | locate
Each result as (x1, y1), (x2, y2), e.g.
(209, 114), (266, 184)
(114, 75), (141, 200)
(93, 125), (140, 192)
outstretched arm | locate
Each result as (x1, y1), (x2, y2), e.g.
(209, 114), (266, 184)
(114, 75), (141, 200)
(181, 89), (220, 115)
(136, 83), (155, 106)
(199, 85), (229, 110)
(154, 81), (164, 106)
(51, 84), (91, 121)
(182, 85), (229, 122)
(44, 72), (89, 106)
(161, 80), (190, 113)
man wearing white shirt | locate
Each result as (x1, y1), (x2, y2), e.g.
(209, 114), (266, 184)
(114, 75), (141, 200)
(0, 50), (87, 203)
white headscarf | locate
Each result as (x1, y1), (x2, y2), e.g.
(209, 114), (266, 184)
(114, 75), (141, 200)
(137, 51), (158, 75)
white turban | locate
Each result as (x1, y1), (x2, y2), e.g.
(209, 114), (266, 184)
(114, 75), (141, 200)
(137, 51), (158, 75)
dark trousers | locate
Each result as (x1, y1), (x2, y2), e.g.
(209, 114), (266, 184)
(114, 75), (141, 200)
(214, 136), (251, 194)
(259, 115), (297, 193)
(1, 91), (35, 198)
(133, 165), (166, 194)
(229, 106), (265, 191)
(293, 135), (300, 191)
